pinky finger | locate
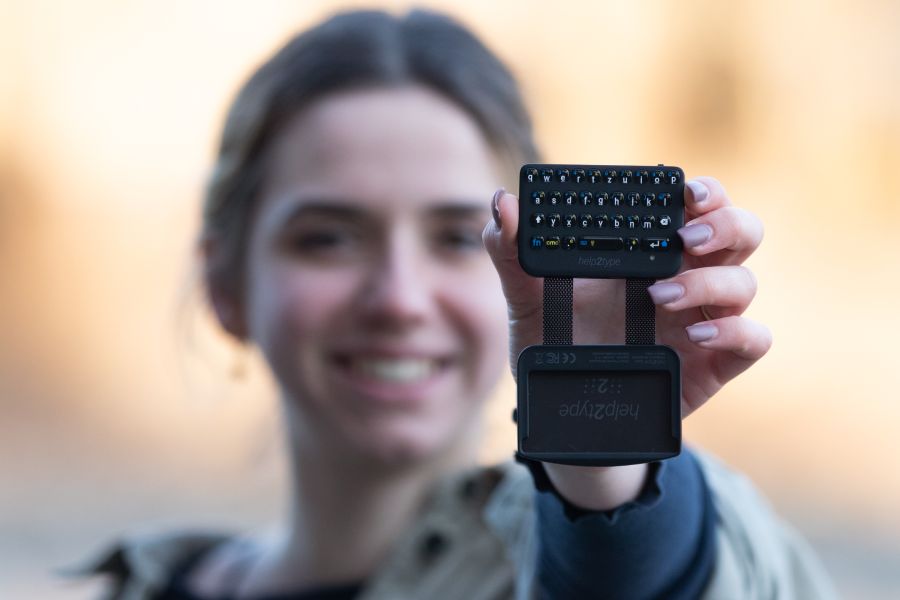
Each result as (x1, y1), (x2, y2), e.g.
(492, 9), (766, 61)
(686, 316), (773, 381)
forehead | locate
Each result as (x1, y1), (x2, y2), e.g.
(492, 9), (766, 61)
(260, 86), (501, 208)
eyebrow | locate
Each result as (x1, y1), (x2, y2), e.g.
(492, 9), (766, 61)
(275, 202), (366, 225)
(272, 198), (490, 228)
(427, 202), (491, 219)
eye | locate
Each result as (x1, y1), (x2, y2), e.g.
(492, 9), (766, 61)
(433, 225), (484, 255)
(433, 226), (483, 253)
(282, 227), (360, 258)
(290, 230), (346, 249)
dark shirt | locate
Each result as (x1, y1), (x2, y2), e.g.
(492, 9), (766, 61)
(526, 448), (716, 599)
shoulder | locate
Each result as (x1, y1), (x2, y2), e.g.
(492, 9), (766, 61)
(693, 449), (838, 600)
(75, 529), (233, 599)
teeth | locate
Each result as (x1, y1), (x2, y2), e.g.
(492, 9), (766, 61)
(352, 358), (437, 382)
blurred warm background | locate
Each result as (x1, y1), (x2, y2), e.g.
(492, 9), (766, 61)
(2, 0), (899, 597)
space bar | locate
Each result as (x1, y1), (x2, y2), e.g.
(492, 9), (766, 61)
(577, 237), (624, 251)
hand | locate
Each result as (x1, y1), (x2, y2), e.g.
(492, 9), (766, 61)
(482, 177), (772, 510)
(483, 177), (772, 418)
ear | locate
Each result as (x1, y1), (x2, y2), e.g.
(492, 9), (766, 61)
(200, 235), (249, 341)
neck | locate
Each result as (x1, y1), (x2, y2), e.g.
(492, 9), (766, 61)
(253, 405), (483, 593)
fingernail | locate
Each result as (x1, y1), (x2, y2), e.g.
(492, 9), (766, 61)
(678, 223), (713, 248)
(686, 322), (718, 342)
(647, 282), (685, 304)
(491, 188), (505, 228)
(687, 180), (709, 204)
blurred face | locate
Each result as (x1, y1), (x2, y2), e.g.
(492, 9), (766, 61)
(242, 86), (509, 466)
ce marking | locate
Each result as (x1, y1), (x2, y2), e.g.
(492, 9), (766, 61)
(534, 351), (578, 366)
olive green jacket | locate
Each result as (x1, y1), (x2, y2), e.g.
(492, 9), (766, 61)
(84, 451), (837, 599)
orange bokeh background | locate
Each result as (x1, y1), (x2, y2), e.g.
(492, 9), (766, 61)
(2, 1), (899, 597)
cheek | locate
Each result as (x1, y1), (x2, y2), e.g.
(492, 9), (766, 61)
(247, 262), (360, 360)
(442, 266), (509, 388)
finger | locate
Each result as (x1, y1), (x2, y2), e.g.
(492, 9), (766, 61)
(685, 176), (731, 218)
(684, 315), (773, 381)
(678, 206), (764, 265)
(648, 265), (757, 318)
(482, 189), (542, 318)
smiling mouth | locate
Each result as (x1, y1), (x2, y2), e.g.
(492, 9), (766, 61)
(333, 356), (452, 384)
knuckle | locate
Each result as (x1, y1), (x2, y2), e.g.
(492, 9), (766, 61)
(737, 265), (758, 296)
(698, 175), (725, 197)
(704, 175), (723, 187)
(707, 207), (736, 241)
(695, 269), (717, 301)
(760, 324), (774, 353)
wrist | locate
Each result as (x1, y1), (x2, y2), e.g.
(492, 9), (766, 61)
(542, 462), (649, 512)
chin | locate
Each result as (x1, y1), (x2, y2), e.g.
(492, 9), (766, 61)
(353, 420), (463, 470)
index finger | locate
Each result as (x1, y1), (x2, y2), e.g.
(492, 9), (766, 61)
(685, 176), (731, 218)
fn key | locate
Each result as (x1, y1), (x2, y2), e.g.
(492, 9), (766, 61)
(578, 236), (624, 251)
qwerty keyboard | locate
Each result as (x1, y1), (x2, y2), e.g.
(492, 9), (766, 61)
(517, 163), (685, 278)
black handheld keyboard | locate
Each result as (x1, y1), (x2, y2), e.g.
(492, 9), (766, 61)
(518, 164), (685, 279)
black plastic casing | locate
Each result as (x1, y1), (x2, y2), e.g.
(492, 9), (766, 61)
(518, 163), (685, 279)
(516, 345), (681, 466)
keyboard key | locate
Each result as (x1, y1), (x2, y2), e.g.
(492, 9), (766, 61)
(578, 236), (624, 251)
(519, 164), (683, 277)
(642, 237), (671, 251)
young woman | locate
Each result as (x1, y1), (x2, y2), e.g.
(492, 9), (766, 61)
(88, 9), (835, 599)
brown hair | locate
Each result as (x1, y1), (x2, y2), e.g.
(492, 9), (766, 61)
(202, 8), (540, 313)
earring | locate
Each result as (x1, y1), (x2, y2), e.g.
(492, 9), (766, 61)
(230, 344), (249, 380)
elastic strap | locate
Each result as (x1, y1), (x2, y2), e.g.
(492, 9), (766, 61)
(625, 278), (657, 345)
(542, 277), (573, 345)
(542, 277), (656, 345)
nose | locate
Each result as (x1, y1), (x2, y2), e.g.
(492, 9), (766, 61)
(357, 230), (434, 329)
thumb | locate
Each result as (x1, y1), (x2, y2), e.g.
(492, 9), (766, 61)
(482, 189), (543, 324)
